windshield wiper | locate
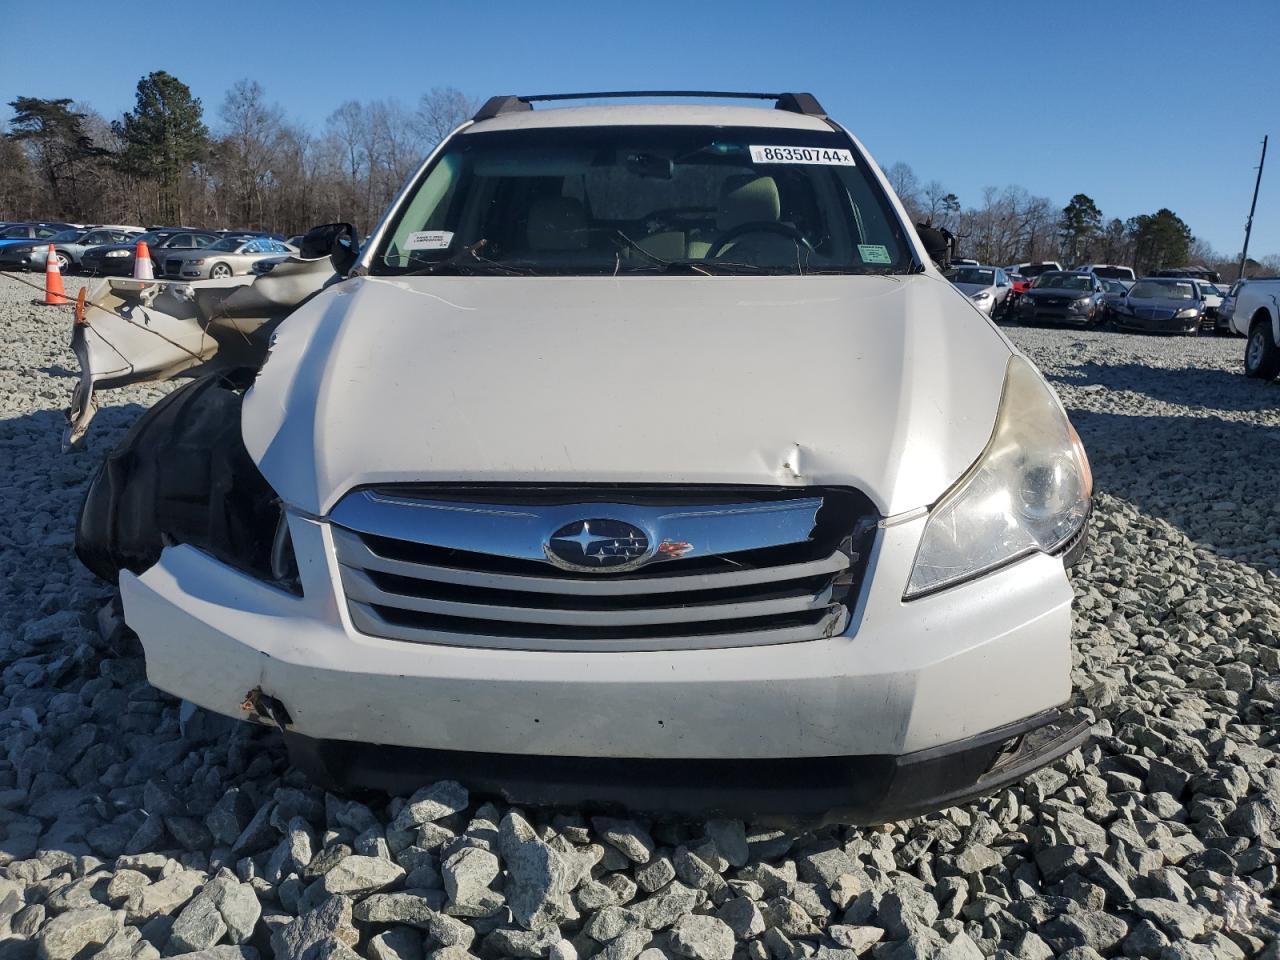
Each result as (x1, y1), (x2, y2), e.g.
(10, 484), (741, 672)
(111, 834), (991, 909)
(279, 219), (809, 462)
(402, 239), (537, 277)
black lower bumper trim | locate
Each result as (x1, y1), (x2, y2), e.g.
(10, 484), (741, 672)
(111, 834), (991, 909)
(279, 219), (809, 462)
(284, 708), (1089, 826)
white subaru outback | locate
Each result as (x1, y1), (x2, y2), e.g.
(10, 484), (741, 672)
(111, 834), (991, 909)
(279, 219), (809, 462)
(76, 91), (1092, 824)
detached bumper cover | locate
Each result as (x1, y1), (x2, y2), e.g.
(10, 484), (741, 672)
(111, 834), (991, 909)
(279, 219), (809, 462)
(286, 708), (1089, 825)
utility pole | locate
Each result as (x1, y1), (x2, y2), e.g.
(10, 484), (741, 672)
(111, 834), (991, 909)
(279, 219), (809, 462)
(1238, 135), (1267, 280)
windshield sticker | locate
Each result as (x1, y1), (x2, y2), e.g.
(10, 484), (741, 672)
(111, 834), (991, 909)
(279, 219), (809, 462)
(402, 230), (454, 251)
(858, 244), (892, 264)
(750, 145), (855, 166)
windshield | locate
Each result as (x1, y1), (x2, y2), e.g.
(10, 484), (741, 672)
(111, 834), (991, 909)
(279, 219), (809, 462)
(1090, 266), (1134, 281)
(951, 267), (994, 285)
(1130, 280), (1195, 300)
(1033, 272), (1091, 291)
(1101, 279), (1127, 293)
(371, 124), (913, 276)
(207, 237), (245, 252)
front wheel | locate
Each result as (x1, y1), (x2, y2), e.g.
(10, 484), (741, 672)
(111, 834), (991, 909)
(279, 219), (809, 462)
(1245, 322), (1280, 379)
(210, 263), (233, 279)
(54, 252), (71, 272)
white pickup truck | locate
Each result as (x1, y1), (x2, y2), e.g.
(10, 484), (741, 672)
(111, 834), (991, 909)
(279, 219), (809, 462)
(1230, 277), (1280, 378)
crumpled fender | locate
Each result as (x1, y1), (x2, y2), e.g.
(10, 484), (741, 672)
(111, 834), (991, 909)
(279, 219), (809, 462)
(76, 372), (277, 583)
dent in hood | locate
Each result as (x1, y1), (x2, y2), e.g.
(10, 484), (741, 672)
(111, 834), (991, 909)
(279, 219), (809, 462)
(243, 275), (1011, 516)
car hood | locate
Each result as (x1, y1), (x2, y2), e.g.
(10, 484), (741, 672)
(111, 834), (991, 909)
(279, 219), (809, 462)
(0, 238), (36, 249)
(952, 282), (995, 297)
(243, 274), (1013, 516)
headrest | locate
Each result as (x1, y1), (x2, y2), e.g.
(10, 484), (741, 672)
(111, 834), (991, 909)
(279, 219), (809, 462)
(718, 175), (781, 231)
(527, 196), (588, 251)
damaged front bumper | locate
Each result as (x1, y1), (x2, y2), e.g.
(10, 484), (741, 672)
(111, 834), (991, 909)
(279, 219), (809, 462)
(285, 707), (1088, 825)
(118, 504), (1084, 823)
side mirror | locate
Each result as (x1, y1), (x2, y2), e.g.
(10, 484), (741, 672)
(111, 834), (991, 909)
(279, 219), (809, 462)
(299, 222), (360, 275)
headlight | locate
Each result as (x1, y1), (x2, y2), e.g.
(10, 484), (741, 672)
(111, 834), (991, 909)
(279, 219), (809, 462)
(972, 291), (992, 301)
(105, 249), (131, 258)
(905, 355), (1092, 598)
(1175, 307), (1199, 319)
(191, 259), (206, 265)
(1069, 297), (1091, 312)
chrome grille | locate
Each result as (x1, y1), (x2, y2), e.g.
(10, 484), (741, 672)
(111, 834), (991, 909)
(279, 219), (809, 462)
(329, 486), (876, 652)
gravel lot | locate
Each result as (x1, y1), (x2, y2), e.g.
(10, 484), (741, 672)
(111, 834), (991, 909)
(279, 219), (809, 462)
(1, 272), (1278, 960)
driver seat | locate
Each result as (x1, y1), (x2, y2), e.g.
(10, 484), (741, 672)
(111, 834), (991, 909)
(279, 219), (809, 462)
(686, 174), (781, 259)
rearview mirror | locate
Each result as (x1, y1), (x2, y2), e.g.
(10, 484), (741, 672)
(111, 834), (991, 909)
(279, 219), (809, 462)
(299, 222), (360, 275)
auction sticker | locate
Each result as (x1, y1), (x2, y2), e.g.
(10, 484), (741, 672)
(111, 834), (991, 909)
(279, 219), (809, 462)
(858, 244), (893, 264)
(403, 230), (454, 251)
(750, 145), (855, 165)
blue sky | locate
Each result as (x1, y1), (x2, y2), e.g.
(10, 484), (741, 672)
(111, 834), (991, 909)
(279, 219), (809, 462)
(3, 0), (1277, 257)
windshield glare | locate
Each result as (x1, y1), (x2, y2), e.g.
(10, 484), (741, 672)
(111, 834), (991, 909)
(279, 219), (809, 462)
(951, 268), (994, 285)
(1033, 272), (1091, 291)
(371, 125), (912, 276)
(208, 237), (244, 252)
(1130, 280), (1195, 300)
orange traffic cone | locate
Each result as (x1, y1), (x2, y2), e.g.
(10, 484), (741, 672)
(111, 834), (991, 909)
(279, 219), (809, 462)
(42, 245), (67, 305)
(133, 240), (154, 280)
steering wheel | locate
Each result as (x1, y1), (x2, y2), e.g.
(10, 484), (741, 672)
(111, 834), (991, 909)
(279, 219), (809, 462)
(708, 221), (816, 259)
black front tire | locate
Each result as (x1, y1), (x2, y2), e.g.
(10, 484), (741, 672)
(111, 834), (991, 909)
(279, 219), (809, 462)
(1245, 321), (1280, 379)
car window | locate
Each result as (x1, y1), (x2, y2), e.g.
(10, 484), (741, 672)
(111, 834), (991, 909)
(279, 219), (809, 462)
(951, 268), (995, 284)
(0, 225), (31, 238)
(35, 227), (61, 239)
(1032, 272), (1090, 290)
(207, 237), (243, 252)
(374, 124), (913, 276)
(1130, 280), (1195, 300)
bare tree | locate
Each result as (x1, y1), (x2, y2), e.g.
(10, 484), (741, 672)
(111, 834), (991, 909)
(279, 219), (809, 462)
(414, 87), (477, 148)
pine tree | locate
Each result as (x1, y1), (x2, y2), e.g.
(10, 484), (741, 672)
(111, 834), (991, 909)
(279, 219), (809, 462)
(113, 72), (209, 223)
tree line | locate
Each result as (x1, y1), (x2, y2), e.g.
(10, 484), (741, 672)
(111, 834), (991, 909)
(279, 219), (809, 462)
(2, 71), (1273, 279)
(0, 72), (476, 237)
(886, 163), (1276, 280)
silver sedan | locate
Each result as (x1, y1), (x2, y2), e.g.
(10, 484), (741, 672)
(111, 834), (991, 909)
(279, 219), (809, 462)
(948, 265), (1013, 317)
(158, 236), (297, 280)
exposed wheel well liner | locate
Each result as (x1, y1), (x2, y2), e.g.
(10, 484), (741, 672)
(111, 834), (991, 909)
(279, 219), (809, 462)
(76, 371), (280, 582)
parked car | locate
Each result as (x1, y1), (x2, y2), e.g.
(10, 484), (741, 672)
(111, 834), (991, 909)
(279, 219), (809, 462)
(1217, 279), (1246, 335)
(0, 227), (87, 270)
(72, 91), (1092, 824)
(1110, 277), (1205, 335)
(215, 229), (288, 242)
(159, 236), (297, 279)
(1154, 265), (1221, 283)
(1097, 278), (1130, 321)
(1076, 263), (1136, 288)
(9, 226), (144, 273)
(1016, 270), (1106, 325)
(1004, 261), (1063, 281)
(82, 230), (221, 277)
(1229, 276), (1280, 377)
(948, 264), (1012, 317)
(1192, 279), (1226, 332)
(0, 222), (76, 256)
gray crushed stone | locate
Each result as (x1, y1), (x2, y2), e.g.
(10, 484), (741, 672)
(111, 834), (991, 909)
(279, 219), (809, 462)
(0, 275), (1277, 957)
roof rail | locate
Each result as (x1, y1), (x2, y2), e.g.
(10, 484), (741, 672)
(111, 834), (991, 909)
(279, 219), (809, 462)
(472, 91), (827, 122)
